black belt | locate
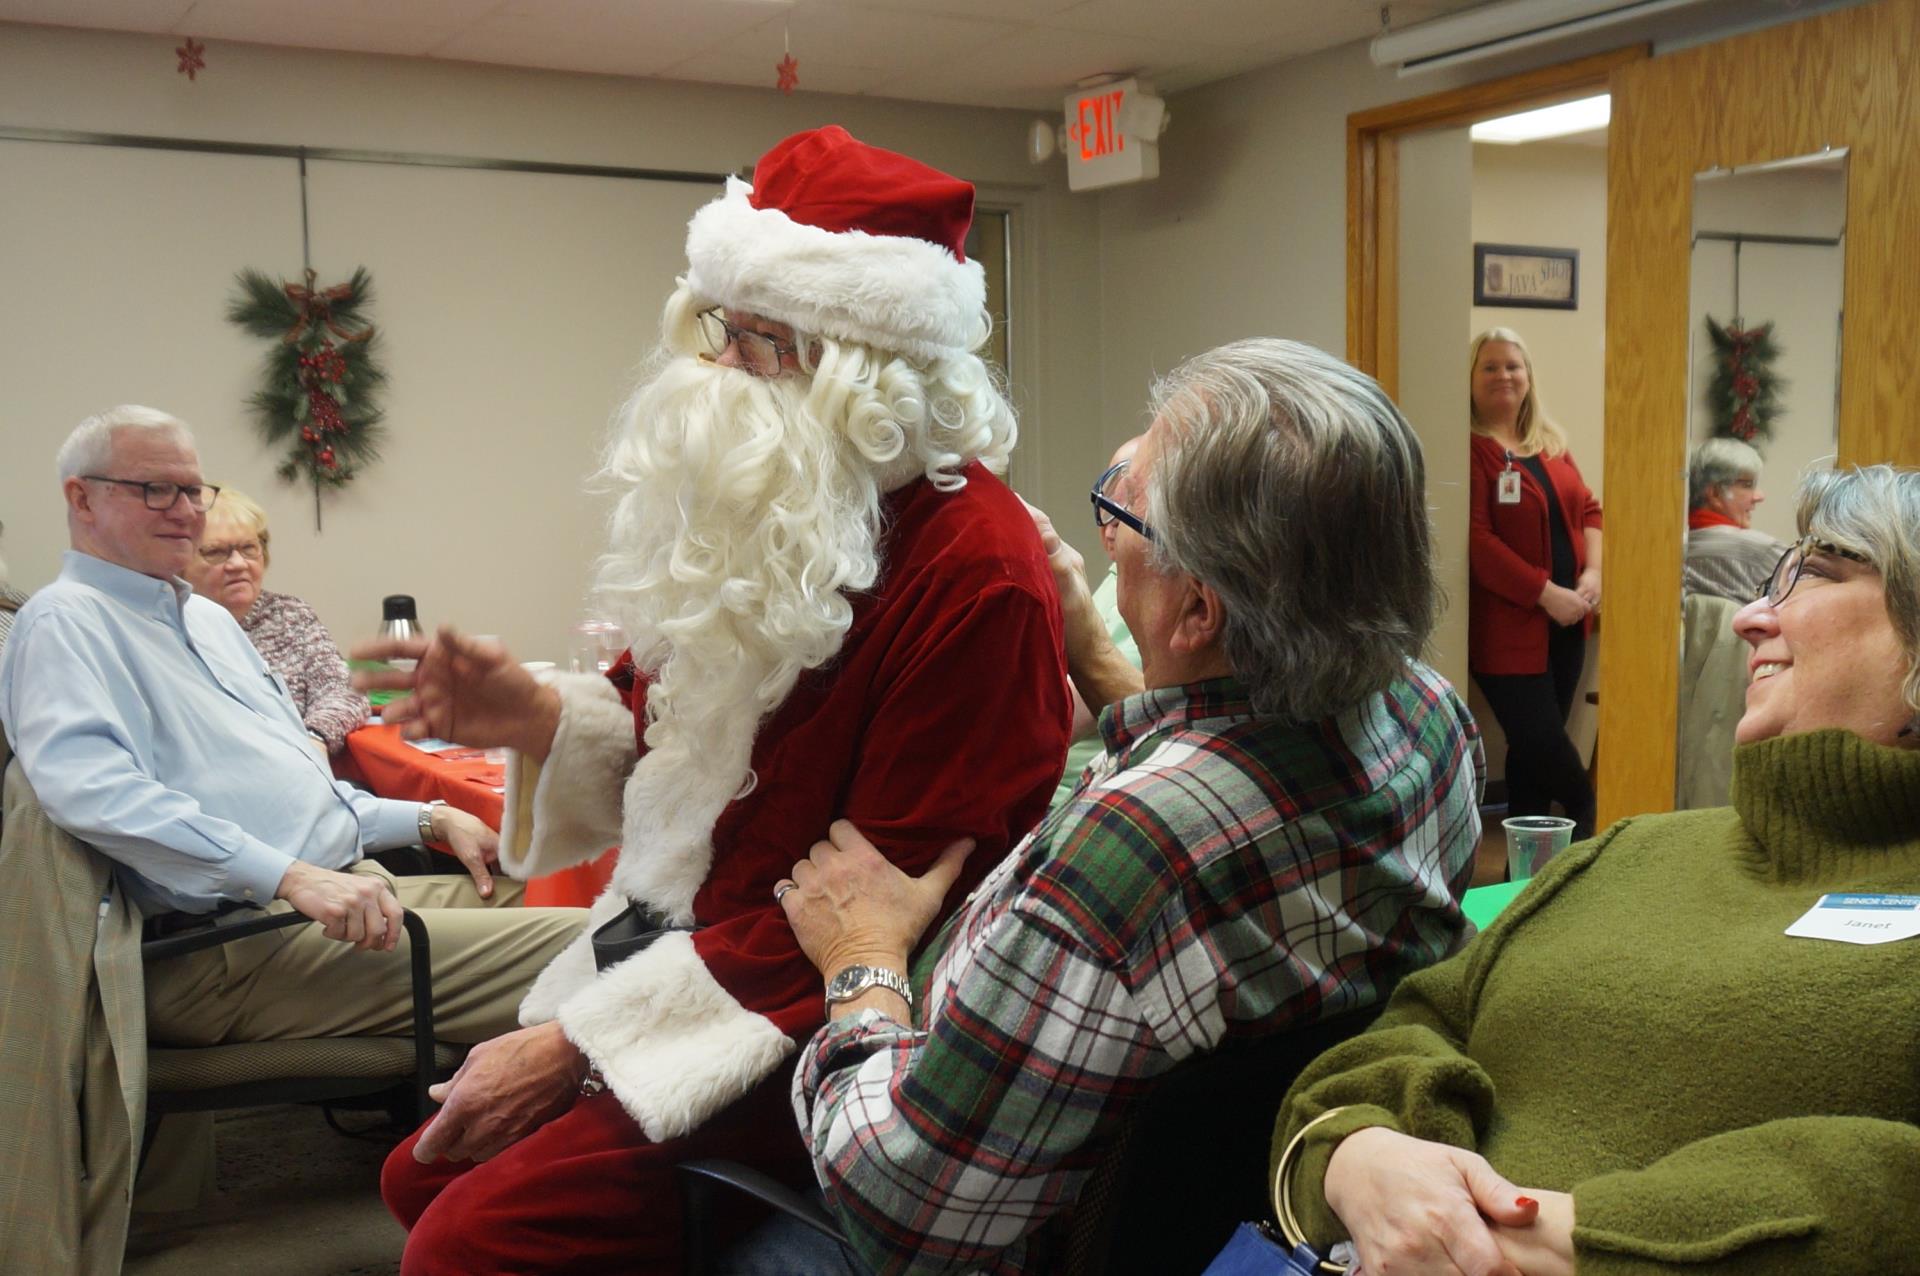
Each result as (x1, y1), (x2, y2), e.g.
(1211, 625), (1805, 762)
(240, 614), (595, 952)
(591, 900), (697, 972)
(142, 899), (253, 942)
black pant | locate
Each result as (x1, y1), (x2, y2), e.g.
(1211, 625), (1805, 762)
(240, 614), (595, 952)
(1474, 623), (1595, 839)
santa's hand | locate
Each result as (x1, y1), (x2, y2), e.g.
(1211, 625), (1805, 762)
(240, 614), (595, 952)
(412, 1021), (582, 1163)
(353, 627), (561, 760)
(779, 820), (975, 979)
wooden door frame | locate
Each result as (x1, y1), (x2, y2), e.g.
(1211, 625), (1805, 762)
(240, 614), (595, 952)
(1346, 45), (1646, 401)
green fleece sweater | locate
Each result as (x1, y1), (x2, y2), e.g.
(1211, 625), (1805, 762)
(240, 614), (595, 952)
(1273, 728), (1920, 1273)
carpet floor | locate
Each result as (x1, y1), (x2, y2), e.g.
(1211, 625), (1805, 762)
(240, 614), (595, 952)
(126, 1106), (408, 1276)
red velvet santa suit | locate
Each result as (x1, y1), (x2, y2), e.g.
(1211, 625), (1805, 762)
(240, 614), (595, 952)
(382, 462), (1072, 1273)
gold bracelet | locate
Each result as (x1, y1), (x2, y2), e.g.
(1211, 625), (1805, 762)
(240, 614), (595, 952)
(1270, 1106), (1354, 1275)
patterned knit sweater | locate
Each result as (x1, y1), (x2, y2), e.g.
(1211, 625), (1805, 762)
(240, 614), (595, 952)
(239, 589), (367, 753)
(1275, 728), (1920, 1273)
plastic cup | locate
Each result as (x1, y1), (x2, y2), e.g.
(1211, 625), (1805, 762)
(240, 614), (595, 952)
(1502, 815), (1576, 881)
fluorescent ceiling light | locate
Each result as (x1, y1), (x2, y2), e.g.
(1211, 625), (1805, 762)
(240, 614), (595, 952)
(1471, 94), (1611, 144)
(1373, 0), (1712, 74)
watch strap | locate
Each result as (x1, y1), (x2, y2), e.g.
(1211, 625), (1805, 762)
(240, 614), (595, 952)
(418, 799), (445, 845)
(826, 964), (913, 1008)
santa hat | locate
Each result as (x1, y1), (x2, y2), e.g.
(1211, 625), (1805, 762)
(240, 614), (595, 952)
(684, 126), (989, 364)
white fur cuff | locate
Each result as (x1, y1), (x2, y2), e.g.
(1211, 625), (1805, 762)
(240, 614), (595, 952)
(499, 673), (636, 880)
(557, 931), (796, 1142)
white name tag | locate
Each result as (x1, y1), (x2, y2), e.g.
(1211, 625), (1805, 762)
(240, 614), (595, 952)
(1785, 893), (1920, 945)
(1496, 470), (1522, 505)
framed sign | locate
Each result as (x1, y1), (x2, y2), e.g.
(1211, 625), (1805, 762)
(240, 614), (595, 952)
(1473, 242), (1579, 310)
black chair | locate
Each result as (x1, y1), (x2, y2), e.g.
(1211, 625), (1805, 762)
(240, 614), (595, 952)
(143, 906), (461, 1134)
(680, 1004), (1382, 1275)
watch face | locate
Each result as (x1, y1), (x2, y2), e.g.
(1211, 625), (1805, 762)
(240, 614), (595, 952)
(827, 966), (869, 999)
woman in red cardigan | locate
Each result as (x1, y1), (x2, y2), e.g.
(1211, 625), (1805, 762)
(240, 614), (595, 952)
(1468, 328), (1601, 838)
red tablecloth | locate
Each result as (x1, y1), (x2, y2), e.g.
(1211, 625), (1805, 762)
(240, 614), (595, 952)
(337, 723), (615, 907)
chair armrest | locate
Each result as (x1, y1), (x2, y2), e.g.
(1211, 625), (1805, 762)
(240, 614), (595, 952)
(679, 1158), (845, 1242)
(142, 906), (441, 1120)
(141, 908), (312, 962)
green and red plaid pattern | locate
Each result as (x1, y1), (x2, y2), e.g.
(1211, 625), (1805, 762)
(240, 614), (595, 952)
(795, 662), (1484, 1275)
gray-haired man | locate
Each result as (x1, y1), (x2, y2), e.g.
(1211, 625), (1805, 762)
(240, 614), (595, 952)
(764, 338), (1487, 1276)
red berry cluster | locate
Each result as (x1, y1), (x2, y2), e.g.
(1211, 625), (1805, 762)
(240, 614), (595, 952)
(298, 345), (348, 383)
(295, 342), (350, 469)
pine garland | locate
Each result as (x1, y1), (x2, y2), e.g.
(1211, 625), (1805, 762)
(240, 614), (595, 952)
(1704, 315), (1785, 447)
(227, 267), (387, 493)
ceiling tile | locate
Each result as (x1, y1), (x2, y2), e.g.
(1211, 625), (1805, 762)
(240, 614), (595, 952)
(10, 0), (1499, 111)
(1045, 0), (1367, 50)
(836, 0), (1084, 19)
(870, 24), (1221, 110)
(434, 0), (780, 77)
(0, 0), (194, 31)
(775, 0), (1018, 67)
(177, 0), (502, 57)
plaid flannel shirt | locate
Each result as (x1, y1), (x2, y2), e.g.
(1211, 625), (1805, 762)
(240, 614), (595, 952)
(794, 662), (1484, 1275)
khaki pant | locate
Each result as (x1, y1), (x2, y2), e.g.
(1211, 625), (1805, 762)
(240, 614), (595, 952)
(144, 861), (586, 1047)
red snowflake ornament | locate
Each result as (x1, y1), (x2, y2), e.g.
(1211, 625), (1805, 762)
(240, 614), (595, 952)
(776, 52), (799, 94)
(176, 37), (206, 81)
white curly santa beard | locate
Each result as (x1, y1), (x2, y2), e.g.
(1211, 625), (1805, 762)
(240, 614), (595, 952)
(587, 349), (894, 922)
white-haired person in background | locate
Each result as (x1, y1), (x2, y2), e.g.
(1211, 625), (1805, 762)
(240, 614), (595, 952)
(1685, 436), (1790, 603)
(182, 485), (368, 755)
(359, 127), (1071, 1274)
(0, 402), (587, 1055)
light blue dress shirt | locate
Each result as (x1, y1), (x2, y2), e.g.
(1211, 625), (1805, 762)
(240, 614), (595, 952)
(0, 551), (421, 916)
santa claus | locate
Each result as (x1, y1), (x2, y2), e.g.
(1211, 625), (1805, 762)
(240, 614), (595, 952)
(360, 126), (1071, 1273)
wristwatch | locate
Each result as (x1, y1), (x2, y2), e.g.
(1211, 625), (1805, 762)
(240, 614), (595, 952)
(417, 799), (445, 845)
(824, 964), (913, 1009)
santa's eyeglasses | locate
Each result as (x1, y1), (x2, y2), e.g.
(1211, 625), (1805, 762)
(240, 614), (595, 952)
(697, 308), (801, 377)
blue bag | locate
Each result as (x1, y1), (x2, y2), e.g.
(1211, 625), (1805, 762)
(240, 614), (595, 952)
(1200, 1222), (1332, 1276)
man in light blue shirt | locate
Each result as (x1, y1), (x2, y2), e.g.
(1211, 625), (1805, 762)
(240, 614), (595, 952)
(0, 405), (584, 1048)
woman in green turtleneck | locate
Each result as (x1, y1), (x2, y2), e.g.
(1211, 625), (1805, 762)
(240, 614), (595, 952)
(1272, 464), (1920, 1275)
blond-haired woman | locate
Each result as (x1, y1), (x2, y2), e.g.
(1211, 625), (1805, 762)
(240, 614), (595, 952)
(1467, 328), (1601, 838)
(183, 486), (367, 753)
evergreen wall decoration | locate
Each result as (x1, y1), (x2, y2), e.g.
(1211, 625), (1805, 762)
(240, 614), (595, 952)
(228, 267), (387, 527)
(1704, 315), (1785, 447)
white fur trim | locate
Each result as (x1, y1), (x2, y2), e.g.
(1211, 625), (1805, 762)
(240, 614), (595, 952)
(557, 931), (795, 1142)
(517, 886), (630, 1025)
(499, 673), (635, 880)
(685, 177), (988, 365)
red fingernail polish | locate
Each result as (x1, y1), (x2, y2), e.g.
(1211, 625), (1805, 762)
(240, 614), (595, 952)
(1516, 1196), (1537, 1209)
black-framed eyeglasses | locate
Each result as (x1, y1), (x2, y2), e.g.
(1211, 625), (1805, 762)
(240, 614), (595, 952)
(1755, 536), (1871, 606)
(1090, 459), (1155, 543)
(82, 475), (220, 512)
(696, 307), (801, 376)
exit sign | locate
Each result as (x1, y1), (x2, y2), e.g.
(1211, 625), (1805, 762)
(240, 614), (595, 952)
(1065, 78), (1161, 192)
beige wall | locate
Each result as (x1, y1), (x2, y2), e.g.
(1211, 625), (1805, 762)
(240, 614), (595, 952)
(0, 23), (1100, 659)
(1470, 140), (1609, 499)
(1092, 42), (1477, 470)
(1468, 139), (1610, 771)
(1397, 126), (1474, 693)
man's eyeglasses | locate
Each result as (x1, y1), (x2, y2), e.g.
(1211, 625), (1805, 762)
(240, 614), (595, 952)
(1090, 459), (1155, 543)
(697, 308), (801, 377)
(1755, 536), (1871, 606)
(197, 540), (264, 565)
(83, 476), (220, 513)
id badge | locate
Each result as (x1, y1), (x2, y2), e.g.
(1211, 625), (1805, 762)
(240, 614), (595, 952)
(1497, 470), (1522, 505)
(1785, 893), (1920, 945)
